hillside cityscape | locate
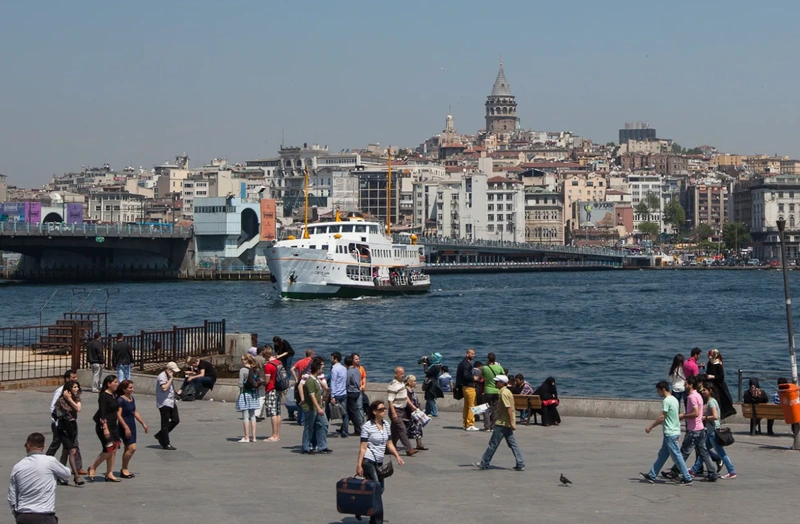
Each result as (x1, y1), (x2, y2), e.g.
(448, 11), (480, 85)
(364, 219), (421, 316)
(1, 61), (797, 266)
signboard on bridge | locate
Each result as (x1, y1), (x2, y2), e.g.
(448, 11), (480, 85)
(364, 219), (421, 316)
(259, 199), (277, 241)
(0, 203), (25, 223)
(66, 203), (83, 225)
(578, 201), (615, 228)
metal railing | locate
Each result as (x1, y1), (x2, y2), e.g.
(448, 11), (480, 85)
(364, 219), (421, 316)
(81, 320), (226, 371)
(426, 260), (622, 268)
(0, 222), (193, 238)
(737, 369), (791, 402)
(0, 322), (81, 383)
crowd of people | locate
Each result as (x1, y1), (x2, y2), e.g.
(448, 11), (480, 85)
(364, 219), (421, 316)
(9, 340), (778, 523)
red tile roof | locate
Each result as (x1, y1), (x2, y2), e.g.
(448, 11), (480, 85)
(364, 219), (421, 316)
(487, 176), (523, 185)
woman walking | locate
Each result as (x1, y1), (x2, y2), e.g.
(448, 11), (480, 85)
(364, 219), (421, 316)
(88, 375), (122, 482)
(116, 380), (149, 479)
(422, 353), (443, 417)
(668, 354), (686, 409)
(705, 349), (736, 419)
(236, 354), (263, 442)
(534, 377), (561, 426)
(690, 382), (736, 479)
(404, 375), (427, 451)
(53, 380), (84, 486)
(356, 400), (405, 524)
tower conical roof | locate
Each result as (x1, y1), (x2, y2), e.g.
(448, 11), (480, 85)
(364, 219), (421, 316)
(490, 59), (512, 97)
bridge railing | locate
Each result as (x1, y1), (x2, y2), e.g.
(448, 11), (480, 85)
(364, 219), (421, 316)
(426, 260), (622, 268)
(404, 236), (633, 257)
(0, 222), (193, 238)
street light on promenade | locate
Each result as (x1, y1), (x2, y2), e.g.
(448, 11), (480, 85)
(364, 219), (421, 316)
(776, 218), (800, 450)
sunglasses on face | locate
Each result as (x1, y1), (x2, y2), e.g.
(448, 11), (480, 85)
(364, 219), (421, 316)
(375, 407), (386, 412)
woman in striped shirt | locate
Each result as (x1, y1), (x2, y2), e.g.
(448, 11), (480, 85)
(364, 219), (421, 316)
(356, 400), (405, 524)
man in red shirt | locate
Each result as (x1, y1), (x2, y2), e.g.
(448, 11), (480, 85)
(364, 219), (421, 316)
(683, 347), (702, 379)
(292, 349), (315, 382)
(263, 347), (283, 442)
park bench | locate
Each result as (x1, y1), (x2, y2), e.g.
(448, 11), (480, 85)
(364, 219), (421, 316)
(741, 403), (784, 421)
(514, 394), (542, 425)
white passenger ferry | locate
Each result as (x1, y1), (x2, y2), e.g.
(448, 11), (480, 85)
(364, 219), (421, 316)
(266, 213), (431, 299)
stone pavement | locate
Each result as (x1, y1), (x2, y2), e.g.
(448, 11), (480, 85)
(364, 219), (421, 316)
(1, 388), (798, 524)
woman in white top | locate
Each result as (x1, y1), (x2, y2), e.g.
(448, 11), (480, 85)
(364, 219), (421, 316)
(356, 400), (405, 524)
(668, 354), (686, 409)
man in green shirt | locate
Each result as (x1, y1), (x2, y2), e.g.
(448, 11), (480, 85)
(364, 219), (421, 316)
(301, 358), (331, 454)
(640, 381), (692, 485)
(481, 353), (505, 431)
(474, 375), (525, 471)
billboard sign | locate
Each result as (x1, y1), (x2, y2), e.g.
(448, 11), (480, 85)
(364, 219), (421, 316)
(259, 199), (277, 241)
(578, 201), (615, 228)
(66, 203), (83, 225)
(0, 202), (25, 222)
(25, 202), (42, 224)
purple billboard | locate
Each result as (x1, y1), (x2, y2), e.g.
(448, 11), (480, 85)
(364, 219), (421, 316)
(66, 203), (83, 225)
(25, 202), (42, 224)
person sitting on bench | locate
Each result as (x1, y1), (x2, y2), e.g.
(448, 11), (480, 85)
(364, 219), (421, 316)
(178, 357), (217, 400)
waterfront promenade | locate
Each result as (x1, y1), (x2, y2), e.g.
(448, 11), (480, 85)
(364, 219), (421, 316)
(1, 388), (797, 523)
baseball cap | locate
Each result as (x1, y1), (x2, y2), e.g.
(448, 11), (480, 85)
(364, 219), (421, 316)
(166, 362), (180, 373)
(494, 374), (509, 384)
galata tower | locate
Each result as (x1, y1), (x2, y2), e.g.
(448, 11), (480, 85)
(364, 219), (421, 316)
(484, 59), (518, 134)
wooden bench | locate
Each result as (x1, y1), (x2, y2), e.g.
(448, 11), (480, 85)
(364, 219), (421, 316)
(514, 395), (542, 425)
(741, 403), (785, 420)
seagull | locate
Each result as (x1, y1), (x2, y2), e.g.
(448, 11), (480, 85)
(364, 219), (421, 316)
(560, 474), (572, 486)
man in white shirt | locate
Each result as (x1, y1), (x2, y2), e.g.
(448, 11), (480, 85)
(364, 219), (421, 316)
(155, 362), (181, 450)
(45, 370), (85, 479)
(387, 367), (417, 457)
(8, 432), (71, 524)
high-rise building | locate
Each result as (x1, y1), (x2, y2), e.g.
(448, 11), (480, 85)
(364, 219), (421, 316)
(619, 122), (656, 145)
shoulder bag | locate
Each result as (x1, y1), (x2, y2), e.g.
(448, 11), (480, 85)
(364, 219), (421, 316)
(453, 385), (463, 401)
(377, 461), (394, 480)
(715, 427), (735, 447)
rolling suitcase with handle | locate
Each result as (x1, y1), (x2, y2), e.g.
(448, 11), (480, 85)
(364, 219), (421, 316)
(336, 477), (382, 517)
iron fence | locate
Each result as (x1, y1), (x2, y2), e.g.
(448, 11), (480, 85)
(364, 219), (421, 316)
(80, 320), (226, 371)
(0, 322), (81, 383)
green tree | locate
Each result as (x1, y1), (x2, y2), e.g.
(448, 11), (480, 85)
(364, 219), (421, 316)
(663, 200), (686, 233)
(635, 201), (650, 217)
(644, 191), (661, 212)
(695, 222), (714, 241)
(606, 141), (616, 147)
(671, 143), (684, 154)
(639, 221), (660, 240)
(722, 221), (751, 251)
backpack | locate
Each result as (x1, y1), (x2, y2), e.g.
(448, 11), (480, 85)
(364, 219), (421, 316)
(181, 382), (196, 401)
(270, 362), (289, 392)
(244, 367), (263, 392)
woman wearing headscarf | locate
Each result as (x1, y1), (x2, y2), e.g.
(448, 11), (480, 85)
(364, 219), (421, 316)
(422, 353), (444, 417)
(534, 377), (561, 427)
(404, 375), (427, 451)
(742, 377), (768, 435)
(705, 349), (736, 420)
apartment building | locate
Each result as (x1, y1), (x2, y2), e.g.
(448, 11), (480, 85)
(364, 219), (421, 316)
(686, 180), (728, 234)
(524, 187), (564, 244)
(561, 173), (607, 229)
(629, 173), (663, 233)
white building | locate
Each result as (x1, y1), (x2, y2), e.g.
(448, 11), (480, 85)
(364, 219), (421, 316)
(88, 191), (145, 223)
(629, 173), (664, 233)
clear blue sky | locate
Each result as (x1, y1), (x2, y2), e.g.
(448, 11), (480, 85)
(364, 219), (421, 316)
(1, 1), (798, 186)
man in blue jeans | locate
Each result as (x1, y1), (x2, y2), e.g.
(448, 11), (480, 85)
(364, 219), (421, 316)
(112, 333), (133, 381)
(328, 352), (349, 437)
(474, 374), (525, 471)
(640, 380), (693, 485)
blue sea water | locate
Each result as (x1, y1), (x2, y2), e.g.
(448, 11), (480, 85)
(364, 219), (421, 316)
(1, 270), (798, 399)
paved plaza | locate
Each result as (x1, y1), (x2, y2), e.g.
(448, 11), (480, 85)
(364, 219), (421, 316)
(1, 388), (798, 523)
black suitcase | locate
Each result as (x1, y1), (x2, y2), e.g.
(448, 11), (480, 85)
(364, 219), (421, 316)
(336, 477), (382, 517)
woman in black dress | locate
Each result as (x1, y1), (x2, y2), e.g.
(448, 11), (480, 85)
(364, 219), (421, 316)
(88, 375), (122, 482)
(534, 377), (562, 427)
(54, 380), (84, 486)
(705, 349), (736, 420)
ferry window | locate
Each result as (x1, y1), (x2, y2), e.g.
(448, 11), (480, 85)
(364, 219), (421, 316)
(322, 245), (328, 250)
(329, 225), (341, 233)
(310, 245), (316, 249)
(369, 225), (379, 234)
(341, 225), (354, 232)
(355, 225), (367, 233)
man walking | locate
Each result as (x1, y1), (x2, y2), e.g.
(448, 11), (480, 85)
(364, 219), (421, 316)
(344, 355), (363, 436)
(457, 348), (478, 431)
(474, 375), (525, 471)
(666, 376), (717, 481)
(155, 362), (180, 450)
(262, 347), (283, 442)
(86, 332), (104, 393)
(329, 352), (349, 438)
(301, 359), (331, 454)
(46, 370), (86, 479)
(112, 333), (133, 382)
(640, 381), (693, 485)
(8, 432), (71, 524)
(387, 367), (417, 456)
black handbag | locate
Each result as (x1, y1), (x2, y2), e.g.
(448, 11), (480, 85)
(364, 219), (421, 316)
(715, 427), (735, 447)
(377, 461), (394, 481)
(453, 386), (464, 401)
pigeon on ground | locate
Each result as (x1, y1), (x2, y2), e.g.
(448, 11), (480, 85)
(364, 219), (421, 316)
(560, 474), (572, 486)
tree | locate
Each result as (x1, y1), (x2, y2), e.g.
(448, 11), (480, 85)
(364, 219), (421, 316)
(663, 200), (686, 233)
(644, 191), (661, 212)
(639, 221), (660, 240)
(635, 201), (650, 217)
(671, 143), (684, 154)
(722, 221), (751, 251)
(606, 142), (616, 147)
(695, 222), (714, 241)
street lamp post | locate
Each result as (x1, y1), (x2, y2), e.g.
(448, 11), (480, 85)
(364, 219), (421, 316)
(776, 218), (800, 449)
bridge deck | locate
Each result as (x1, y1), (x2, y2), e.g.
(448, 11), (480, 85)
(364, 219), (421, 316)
(0, 222), (193, 238)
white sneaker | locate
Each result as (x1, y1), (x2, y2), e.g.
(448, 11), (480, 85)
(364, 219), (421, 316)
(238, 438), (250, 443)
(465, 426), (480, 431)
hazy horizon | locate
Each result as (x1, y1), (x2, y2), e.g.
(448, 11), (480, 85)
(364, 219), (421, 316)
(2, 1), (799, 186)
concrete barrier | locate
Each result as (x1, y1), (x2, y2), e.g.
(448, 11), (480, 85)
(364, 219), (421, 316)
(75, 370), (751, 423)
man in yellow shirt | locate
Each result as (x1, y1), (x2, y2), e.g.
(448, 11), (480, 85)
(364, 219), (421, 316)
(474, 375), (525, 471)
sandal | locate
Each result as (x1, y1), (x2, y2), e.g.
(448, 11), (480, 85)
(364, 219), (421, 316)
(264, 436), (280, 442)
(74, 477), (85, 486)
(104, 475), (121, 483)
(87, 468), (96, 482)
(120, 471), (135, 479)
